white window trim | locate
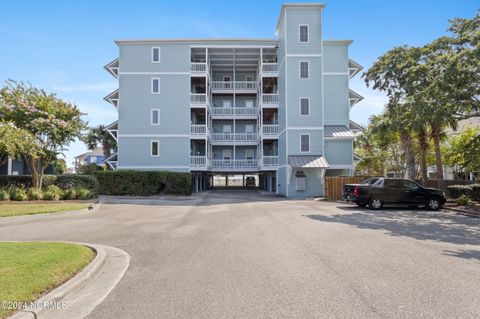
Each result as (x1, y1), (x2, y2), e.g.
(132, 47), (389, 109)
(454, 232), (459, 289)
(151, 47), (161, 63)
(296, 176), (306, 191)
(151, 109), (160, 126)
(151, 140), (159, 157)
(299, 61), (309, 79)
(299, 97), (310, 116)
(299, 24), (309, 43)
(151, 78), (160, 94)
(223, 75), (232, 82)
(300, 133), (310, 153)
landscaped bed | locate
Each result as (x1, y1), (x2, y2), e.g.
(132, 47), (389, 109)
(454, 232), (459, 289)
(0, 203), (90, 218)
(0, 242), (94, 319)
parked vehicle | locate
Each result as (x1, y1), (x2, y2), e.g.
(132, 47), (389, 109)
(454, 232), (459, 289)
(343, 178), (446, 210)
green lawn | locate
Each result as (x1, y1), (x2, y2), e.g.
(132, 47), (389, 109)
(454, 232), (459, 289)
(0, 203), (90, 218)
(0, 242), (94, 318)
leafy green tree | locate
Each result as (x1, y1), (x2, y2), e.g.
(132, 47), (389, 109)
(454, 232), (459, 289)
(54, 158), (67, 175)
(443, 127), (480, 178)
(0, 124), (42, 166)
(0, 80), (86, 188)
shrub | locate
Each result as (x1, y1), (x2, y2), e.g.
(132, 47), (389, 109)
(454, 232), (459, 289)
(45, 184), (62, 195)
(55, 175), (98, 193)
(9, 187), (28, 201)
(78, 163), (104, 175)
(0, 175), (56, 189)
(62, 189), (77, 200)
(471, 184), (480, 201)
(0, 189), (10, 201)
(27, 188), (43, 200)
(447, 185), (473, 199)
(455, 194), (470, 206)
(94, 171), (191, 196)
(43, 191), (60, 201)
(76, 188), (92, 200)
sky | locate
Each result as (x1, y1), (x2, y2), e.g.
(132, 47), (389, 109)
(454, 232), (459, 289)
(0, 0), (478, 168)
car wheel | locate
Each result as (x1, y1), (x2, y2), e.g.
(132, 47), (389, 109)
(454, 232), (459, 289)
(356, 203), (367, 207)
(426, 198), (441, 211)
(369, 198), (383, 210)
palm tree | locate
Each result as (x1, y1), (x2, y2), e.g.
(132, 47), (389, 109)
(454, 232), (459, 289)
(82, 125), (117, 166)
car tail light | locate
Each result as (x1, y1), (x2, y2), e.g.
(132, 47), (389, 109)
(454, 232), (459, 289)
(353, 186), (359, 196)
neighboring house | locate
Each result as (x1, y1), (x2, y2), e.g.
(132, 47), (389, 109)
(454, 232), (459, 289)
(73, 147), (105, 173)
(103, 3), (363, 197)
(0, 157), (55, 176)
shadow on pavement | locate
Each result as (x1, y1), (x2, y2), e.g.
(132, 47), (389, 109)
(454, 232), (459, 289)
(442, 249), (480, 261)
(305, 205), (480, 247)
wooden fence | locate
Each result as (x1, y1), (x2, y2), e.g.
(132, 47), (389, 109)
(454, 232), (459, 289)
(324, 176), (365, 201)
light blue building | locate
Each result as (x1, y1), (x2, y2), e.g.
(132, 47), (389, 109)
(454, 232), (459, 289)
(103, 3), (363, 197)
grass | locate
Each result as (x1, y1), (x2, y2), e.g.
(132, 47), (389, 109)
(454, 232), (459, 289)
(0, 203), (90, 218)
(0, 242), (94, 318)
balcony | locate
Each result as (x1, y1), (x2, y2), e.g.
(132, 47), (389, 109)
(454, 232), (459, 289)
(261, 63), (278, 76)
(210, 107), (258, 118)
(190, 125), (207, 136)
(262, 156), (279, 168)
(262, 125), (279, 137)
(190, 63), (207, 74)
(190, 94), (207, 107)
(210, 133), (258, 144)
(211, 81), (257, 93)
(190, 156), (209, 169)
(211, 159), (258, 170)
(261, 94), (279, 107)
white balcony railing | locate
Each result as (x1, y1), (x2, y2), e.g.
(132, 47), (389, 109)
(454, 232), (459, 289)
(211, 159), (258, 169)
(262, 125), (279, 135)
(190, 94), (207, 105)
(210, 107), (258, 117)
(191, 125), (207, 135)
(211, 81), (257, 91)
(210, 133), (258, 142)
(262, 94), (279, 105)
(263, 156), (279, 167)
(190, 156), (207, 167)
(262, 63), (278, 74)
(190, 63), (207, 73)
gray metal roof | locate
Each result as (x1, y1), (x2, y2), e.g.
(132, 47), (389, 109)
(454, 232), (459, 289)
(288, 155), (329, 168)
(324, 125), (357, 138)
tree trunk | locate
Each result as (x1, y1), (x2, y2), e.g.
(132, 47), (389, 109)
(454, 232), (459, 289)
(431, 125), (445, 188)
(418, 128), (429, 184)
(400, 130), (415, 179)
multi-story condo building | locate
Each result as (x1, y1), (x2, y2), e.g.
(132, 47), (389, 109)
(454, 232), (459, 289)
(103, 3), (363, 197)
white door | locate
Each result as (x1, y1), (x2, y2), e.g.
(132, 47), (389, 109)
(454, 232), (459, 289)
(223, 149), (232, 160)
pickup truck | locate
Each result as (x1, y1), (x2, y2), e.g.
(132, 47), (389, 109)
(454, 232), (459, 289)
(343, 178), (446, 210)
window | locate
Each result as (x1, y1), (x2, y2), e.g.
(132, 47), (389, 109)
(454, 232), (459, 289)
(223, 76), (231, 82)
(223, 149), (232, 160)
(300, 134), (310, 152)
(152, 47), (160, 63)
(245, 100), (254, 108)
(223, 100), (232, 108)
(151, 109), (160, 125)
(300, 98), (310, 115)
(151, 141), (159, 157)
(296, 172), (306, 191)
(245, 124), (254, 133)
(90, 156), (96, 163)
(299, 25), (309, 43)
(299, 61), (309, 79)
(151, 78), (160, 94)
(223, 125), (232, 133)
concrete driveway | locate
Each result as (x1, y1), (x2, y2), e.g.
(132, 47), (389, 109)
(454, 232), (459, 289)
(1, 191), (479, 318)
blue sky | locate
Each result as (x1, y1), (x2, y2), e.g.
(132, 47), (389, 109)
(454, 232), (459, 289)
(0, 0), (477, 168)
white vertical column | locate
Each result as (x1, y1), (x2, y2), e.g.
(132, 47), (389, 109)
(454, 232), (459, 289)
(7, 157), (12, 175)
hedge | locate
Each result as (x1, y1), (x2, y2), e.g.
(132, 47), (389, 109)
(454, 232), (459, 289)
(447, 185), (473, 199)
(472, 184), (480, 201)
(94, 171), (191, 196)
(0, 175), (98, 192)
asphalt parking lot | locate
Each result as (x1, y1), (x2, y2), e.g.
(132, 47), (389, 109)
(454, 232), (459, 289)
(1, 190), (479, 318)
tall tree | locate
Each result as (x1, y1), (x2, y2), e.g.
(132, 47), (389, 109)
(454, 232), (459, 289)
(0, 80), (86, 188)
(82, 125), (117, 162)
